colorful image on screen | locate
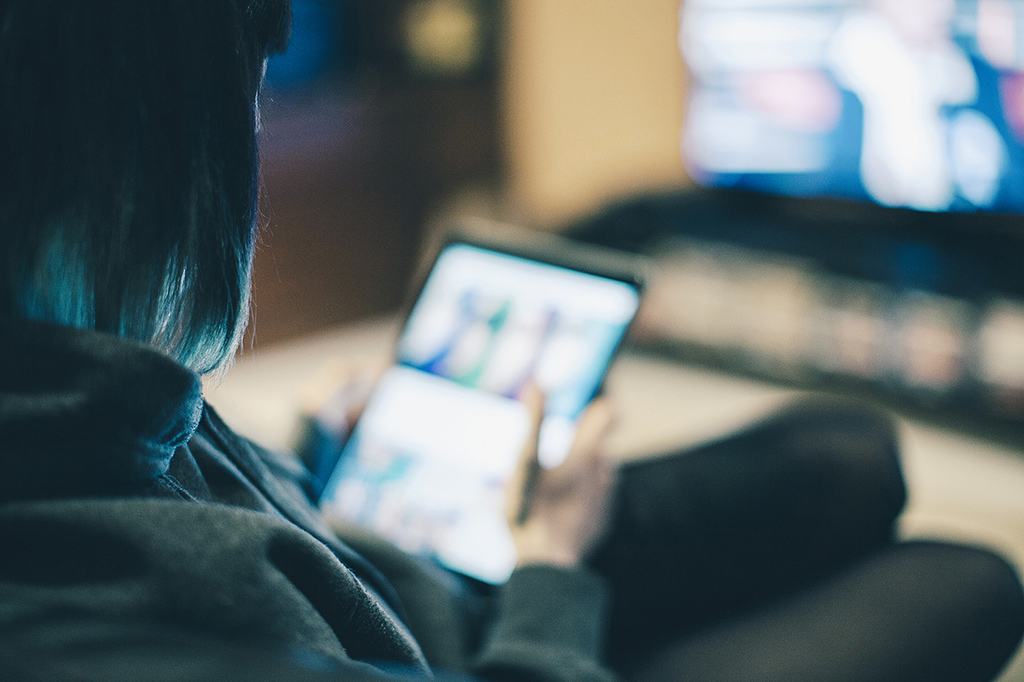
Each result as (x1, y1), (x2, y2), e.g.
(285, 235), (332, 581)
(397, 243), (640, 464)
(682, 0), (1024, 213)
(319, 243), (640, 583)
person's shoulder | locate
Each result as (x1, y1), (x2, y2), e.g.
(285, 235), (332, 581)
(0, 497), (391, 670)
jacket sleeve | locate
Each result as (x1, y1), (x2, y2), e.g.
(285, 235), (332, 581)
(289, 414), (618, 682)
(471, 564), (616, 682)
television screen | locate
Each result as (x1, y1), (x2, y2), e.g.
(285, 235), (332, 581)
(681, 0), (1024, 214)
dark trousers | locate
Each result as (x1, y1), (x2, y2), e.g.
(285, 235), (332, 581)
(588, 399), (1024, 682)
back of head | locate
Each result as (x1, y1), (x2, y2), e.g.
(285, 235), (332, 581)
(0, 0), (291, 374)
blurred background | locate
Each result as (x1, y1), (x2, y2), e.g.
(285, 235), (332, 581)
(253, 0), (687, 344)
(253, 0), (1024, 443)
(220, 7), (1024, 676)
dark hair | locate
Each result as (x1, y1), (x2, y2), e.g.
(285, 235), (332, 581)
(0, 0), (291, 374)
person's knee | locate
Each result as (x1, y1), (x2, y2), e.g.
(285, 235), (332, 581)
(628, 540), (1024, 682)
(765, 399), (907, 535)
(858, 541), (1024, 682)
(773, 399), (901, 469)
(896, 541), (1024, 627)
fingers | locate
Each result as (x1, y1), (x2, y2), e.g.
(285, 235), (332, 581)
(507, 384), (545, 526)
(551, 397), (616, 481)
(570, 397), (615, 460)
(300, 356), (390, 433)
(520, 382), (545, 450)
(507, 395), (620, 567)
(507, 392), (618, 528)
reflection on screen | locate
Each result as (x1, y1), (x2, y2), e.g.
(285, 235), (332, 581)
(682, 0), (1024, 213)
(319, 243), (640, 583)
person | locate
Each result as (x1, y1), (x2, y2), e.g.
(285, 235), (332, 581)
(0, 2), (1021, 681)
(828, 0), (998, 211)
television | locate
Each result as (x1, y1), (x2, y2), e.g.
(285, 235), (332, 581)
(681, 0), (1024, 214)
(575, 0), (1024, 438)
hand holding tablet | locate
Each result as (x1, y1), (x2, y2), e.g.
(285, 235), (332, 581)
(317, 235), (644, 582)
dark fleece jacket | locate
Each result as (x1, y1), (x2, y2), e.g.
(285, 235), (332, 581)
(0, 317), (612, 682)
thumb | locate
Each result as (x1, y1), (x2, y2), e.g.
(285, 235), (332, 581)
(506, 383), (544, 526)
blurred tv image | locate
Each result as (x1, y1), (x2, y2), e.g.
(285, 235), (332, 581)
(681, 0), (1024, 213)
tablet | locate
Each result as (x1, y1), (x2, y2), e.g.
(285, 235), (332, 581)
(318, 237), (643, 583)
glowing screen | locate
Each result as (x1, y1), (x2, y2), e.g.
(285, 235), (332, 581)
(682, 0), (1024, 213)
(319, 243), (640, 583)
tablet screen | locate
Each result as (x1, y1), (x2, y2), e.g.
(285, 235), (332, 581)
(319, 242), (641, 582)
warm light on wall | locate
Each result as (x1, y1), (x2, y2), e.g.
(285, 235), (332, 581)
(403, 0), (486, 76)
(502, 0), (690, 228)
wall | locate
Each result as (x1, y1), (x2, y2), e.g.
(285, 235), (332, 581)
(502, 0), (691, 228)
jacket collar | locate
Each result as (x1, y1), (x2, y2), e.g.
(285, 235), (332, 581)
(0, 316), (203, 503)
